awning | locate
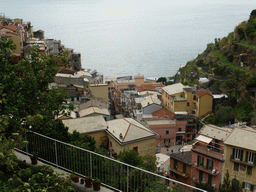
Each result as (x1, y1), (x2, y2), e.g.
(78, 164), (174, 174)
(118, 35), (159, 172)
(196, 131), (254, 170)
(196, 135), (213, 144)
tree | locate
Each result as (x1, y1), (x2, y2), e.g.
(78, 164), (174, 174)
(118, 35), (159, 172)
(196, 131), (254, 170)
(235, 96), (254, 123)
(228, 69), (247, 99)
(118, 149), (142, 167)
(0, 36), (74, 141)
(157, 77), (167, 85)
(219, 170), (242, 192)
(216, 106), (235, 125)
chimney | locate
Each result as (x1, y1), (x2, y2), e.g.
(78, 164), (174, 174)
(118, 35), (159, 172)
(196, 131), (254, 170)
(119, 133), (123, 140)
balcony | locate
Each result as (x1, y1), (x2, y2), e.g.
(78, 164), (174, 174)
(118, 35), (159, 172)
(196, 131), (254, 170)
(230, 155), (256, 167)
(170, 165), (190, 178)
(193, 162), (219, 176)
(192, 144), (224, 161)
(15, 131), (207, 192)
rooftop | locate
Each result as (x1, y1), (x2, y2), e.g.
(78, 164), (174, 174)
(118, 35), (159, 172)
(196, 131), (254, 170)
(146, 119), (176, 126)
(196, 89), (212, 97)
(62, 115), (108, 134)
(199, 124), (232, 141)
(106, 118), (158, 145)
(152, 108), (174, 118)
(169, 151), (192, 165)
(79, 106), (110, 117)
(224, 127), (256, 151)
(162, 83), (186, 96)
(141, 95), (162, 108)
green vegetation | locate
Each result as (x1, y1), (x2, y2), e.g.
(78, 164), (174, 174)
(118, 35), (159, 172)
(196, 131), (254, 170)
(174, 9), (256, 126)
(219, 171), (242, 192)
(0, 36), (95, 191)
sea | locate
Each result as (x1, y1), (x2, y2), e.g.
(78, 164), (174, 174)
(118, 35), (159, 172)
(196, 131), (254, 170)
(1, 0), (256, 79)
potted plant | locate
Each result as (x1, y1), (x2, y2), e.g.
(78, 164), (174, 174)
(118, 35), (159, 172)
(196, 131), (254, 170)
(80, 177), (85, 184)
(93, 178), (101, 191)
(70, 172), (79, 183)
(30, 152), (38, 165)
(85, 174), (92, 188)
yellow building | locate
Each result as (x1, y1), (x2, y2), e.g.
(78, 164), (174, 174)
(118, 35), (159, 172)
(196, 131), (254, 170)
(62, 115), (108, 147)
(0, 25), (23, 55)
(106, 118), (158, 156)
(223, 127), (256, 191)
(162, 83), (213, 118)
(89, 84), (108, 104)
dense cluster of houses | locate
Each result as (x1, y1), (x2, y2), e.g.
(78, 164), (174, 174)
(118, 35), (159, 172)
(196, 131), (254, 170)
(3, 15), (256, 191)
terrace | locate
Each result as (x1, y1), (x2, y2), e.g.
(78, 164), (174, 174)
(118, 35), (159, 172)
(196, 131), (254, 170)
(15, 131), (207, 192)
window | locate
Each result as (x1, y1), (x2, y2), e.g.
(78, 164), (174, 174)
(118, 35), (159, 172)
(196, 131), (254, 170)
(133, 146), (138, 152)
(109, 141), (112, 147)
(71, 97), (74, 102)
(234, 163), (239, 171)
(240, 164), (246, 172)
(207, 159), (214, 171)
(254, 185), (256, 192)
(183, 164), (186, 174)
(187, 134), (190, 138)
(171, 172), (178, 179)
(178, 128), (182, 132)
(164, 139), (170, 143)
(187, 102), (190, 106)
(233, 148), (243, 161)
(247, 166), (253, 175)
(244, 182), (251, 190)
(165, 130), (169, 135)
(246, 151), (255, 164)
(197, 156), (204, 167)
(174, 160), (178, 169)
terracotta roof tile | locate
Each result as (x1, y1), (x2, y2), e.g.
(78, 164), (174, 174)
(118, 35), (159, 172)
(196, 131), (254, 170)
(152, 108), (174, 118)
(0, 25), (20, 32)
(137, 84), (164, 92)
(196, 89), (212, 97)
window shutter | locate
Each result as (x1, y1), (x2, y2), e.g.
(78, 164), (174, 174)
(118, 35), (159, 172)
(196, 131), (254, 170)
(211, 161), (214, 170)
(240, 150), (244, 161)
(254, 153), (256, 165)
(197, 156), (199, 165)
(242, 182), (245, 188)
(250, 184), (254, 191)
(246, 151), (248, 162)
(231, 148), (235, 159)
(202, 157), (204, 167)
(206, 159), (209, 169)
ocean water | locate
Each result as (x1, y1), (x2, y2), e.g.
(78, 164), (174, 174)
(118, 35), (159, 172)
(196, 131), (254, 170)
(1, 0), (256, 78)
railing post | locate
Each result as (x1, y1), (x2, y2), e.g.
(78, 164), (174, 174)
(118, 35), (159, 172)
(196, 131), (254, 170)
(127, 166), (129, 192)
(55, 141), (58, 168)
(90, 153), (92, 176)
(25, 134), (28, 156)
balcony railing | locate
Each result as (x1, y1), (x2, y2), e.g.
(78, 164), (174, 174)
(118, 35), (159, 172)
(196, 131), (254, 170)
(16, 131), (207, 192)
(170, 165), (190, 178)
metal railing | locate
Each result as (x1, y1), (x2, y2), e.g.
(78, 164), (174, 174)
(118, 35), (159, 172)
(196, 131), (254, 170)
(16, 131), (207, 192)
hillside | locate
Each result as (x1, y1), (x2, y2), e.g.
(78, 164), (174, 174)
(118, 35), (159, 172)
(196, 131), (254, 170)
(172, 10), (256, 126)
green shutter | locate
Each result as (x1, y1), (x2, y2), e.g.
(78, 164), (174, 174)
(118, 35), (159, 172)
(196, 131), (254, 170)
(240, 150), (244, 161)
(206, 159), (209, 169)
(242, 182), (245, 188)
(251, 184), (254, 191)
(254, 153), (256, 165)
(246, 151), (248, 163)
(231, 148), (235, 159)
(211, 160), (214, 171)
(197, 156), (200, 166)
(202, 157), (204, 167)
(183, 164), (186, 174)
(208, 174), (212, 184)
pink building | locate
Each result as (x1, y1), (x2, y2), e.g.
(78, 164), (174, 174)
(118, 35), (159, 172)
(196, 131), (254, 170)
(191, 124), (232, 191)
(145, 119), (187, 147)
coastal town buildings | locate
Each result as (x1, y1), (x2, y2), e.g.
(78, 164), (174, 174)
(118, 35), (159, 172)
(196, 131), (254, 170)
(169, 151), (192, 188)
(106, 118), (158, 156)
(223, 127), (256, 191)
(162, 83), (213, 118)
(191, 124), (231, 191)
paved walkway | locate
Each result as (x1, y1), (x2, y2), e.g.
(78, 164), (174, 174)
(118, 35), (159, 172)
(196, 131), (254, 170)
(14, 151), (115, 192)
